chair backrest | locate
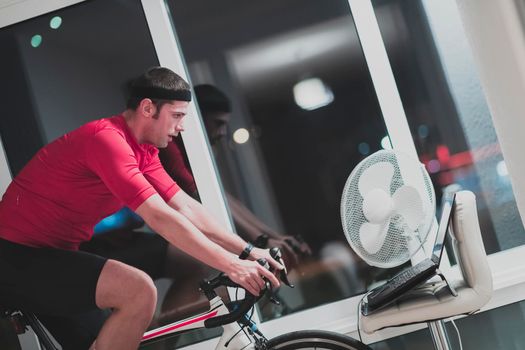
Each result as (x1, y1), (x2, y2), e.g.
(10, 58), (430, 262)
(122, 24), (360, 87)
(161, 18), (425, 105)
(451, 191), (493, 302)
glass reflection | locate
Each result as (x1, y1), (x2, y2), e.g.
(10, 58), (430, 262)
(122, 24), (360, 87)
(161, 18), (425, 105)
(167, 0), (402, 323)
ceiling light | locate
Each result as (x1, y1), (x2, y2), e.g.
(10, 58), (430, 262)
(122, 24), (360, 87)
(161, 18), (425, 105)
(50, 16), (62, 29)
(233, 128), (250, 144)
(293, 77), (334, 111)
(31, 35), (42, 48)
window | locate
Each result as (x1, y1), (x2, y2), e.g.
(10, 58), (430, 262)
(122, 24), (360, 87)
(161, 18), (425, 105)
(167, 0), (407, 322)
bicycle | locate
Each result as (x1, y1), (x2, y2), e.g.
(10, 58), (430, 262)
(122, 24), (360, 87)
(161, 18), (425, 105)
(2, 248), (372, 350)
(140, 248), (372, 350)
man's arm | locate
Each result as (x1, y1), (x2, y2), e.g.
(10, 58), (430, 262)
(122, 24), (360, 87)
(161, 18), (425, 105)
(135, 194), (279, 296)
(167, 190), (246, 254)
(166, 190), (283, 271)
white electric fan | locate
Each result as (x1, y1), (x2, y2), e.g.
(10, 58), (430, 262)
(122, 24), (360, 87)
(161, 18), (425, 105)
(340, 150), (435, 268)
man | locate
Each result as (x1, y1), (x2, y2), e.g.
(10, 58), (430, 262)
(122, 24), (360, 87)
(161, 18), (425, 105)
(0, 67), (281, 350)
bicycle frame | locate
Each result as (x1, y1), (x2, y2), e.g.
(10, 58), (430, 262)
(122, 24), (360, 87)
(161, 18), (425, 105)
(141, 295), (258, 349)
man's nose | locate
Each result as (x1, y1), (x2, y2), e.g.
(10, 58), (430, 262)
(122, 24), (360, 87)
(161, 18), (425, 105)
(175, 123), (185, 132)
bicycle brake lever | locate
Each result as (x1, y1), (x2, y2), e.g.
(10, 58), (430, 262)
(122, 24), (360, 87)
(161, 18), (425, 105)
(269, 247), (282, 260)
(269, 247), (294, 288)
(279, 269), (294, 288)
(256, 258), (270, 270)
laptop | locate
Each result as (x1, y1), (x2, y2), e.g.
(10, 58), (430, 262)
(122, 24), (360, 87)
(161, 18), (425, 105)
(361, 192), (456, 316)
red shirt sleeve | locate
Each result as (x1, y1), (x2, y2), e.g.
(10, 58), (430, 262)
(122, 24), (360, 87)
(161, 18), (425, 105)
(85, 129), (158, 210)
(143, 154), (181, 203)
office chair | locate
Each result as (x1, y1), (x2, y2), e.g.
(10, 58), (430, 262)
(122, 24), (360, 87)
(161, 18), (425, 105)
(360, 191), (493, 350)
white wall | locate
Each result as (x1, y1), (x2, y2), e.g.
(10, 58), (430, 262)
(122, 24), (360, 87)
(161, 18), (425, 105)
(456, 0), (525, 229)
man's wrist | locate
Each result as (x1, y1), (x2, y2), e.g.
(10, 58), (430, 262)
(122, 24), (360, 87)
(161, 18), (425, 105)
(239, 243), (254, 260)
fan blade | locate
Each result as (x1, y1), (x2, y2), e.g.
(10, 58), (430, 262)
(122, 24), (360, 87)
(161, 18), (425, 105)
(392, 185), (424, 231)
(362, 188), (393, 224)
(360, 221), (390, 255)
(358, 162), (394, 197)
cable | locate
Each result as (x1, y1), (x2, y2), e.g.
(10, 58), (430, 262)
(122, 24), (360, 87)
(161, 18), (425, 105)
(226, 300), (261, 346)
(224, 287), (251, 347)
(450, 319), (463, 350)
(224, 325), (246, 347)
(247, 305), (255, 322)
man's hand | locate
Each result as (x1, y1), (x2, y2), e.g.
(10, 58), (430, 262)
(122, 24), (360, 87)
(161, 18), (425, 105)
(226, 257), (280, 296)
(250, 247), (285, 272)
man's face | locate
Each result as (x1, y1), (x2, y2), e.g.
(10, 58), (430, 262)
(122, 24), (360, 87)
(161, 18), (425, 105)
(148, 100), (188, 148)
(204, 111), (231, 145)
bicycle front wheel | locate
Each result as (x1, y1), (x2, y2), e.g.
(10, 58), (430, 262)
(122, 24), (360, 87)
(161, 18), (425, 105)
(266, 330), (372, 350)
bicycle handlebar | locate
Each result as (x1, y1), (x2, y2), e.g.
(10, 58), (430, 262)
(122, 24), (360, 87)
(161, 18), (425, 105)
(202, 247), (291, 328)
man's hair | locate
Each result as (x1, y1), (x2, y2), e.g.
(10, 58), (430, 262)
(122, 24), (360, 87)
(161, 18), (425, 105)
(194, 84), (231, 116)
(126, 67), (191, 111)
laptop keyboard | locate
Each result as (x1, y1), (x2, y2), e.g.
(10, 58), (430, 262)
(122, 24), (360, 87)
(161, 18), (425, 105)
(366, 258), (436, 311)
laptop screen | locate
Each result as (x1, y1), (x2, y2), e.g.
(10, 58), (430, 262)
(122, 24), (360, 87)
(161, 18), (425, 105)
(430, 192), (456, 264)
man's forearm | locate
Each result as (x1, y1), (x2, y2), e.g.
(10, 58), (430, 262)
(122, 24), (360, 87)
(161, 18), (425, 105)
(168, 191), (249, 255)
(139, 197), (238, 273)
(179, 200), (248, 255)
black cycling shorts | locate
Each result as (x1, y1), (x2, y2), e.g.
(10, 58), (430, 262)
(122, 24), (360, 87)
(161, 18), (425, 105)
(0, 231), (168, 317)
(0, 232), (168, 349)
(0, 237), (107, 316)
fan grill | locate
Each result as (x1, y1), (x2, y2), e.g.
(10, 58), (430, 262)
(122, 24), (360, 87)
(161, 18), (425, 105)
(341, 150), (435, 268)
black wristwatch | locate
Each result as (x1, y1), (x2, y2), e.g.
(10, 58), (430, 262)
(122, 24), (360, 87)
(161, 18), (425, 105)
(239, 243), (254, 260)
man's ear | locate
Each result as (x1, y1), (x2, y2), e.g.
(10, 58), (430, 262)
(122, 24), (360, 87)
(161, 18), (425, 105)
(138, 98), (156, 118)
